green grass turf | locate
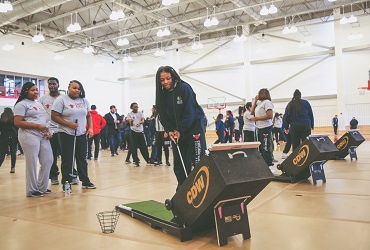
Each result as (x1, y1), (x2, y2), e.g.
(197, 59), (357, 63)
(124, 200), (174, 222)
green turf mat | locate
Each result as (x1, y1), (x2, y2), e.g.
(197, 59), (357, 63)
(124, 200), (174, 222)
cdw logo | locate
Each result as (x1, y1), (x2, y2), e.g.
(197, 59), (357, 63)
(337, 136), (348, 150)
(293, 145), (309, 166)
(186, 166), (209, 209)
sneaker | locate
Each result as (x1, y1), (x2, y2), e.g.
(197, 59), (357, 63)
(87, 157), (91, 160)
(43, 189), (52, 194)
(281, 153), (288, 159)
(115, 151), (119, 155)
(111, 154), (115, 157)
(18, 153), (24, 156)
(62, 183), (72, 193)
(94, 158), (98, 160)
(273, 158), (278, 163)
(125, 160), (131, 164)
(29, 191), (43, 197)
(155, 161), (163, 166)
(82, 182), (96, 189)
(10, 167), (15, 173)
(134, 162), (140, 167)
(277, 142), (280, 146)
(51, 178), (59, 185)
(71, 178), (79, 185)
(166, 161), (171, 166)
(146, 161), (152, 166)
(269, 165), (276, 174)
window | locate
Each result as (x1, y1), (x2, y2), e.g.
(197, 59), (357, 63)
(0, 72), (47, 99)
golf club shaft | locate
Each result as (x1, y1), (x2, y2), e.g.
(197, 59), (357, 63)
(176, 143), (188, 178)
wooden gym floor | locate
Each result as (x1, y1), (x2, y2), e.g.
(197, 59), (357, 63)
(0, 130), (369, 250)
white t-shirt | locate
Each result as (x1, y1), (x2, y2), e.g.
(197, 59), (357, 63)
(127, 111), (144, 133)
(14, 99), (46, 137)
(254, 100), (274, 129)
(51, 95), (90, 136)
(243, 110), (256, 132)
(38, 94), (59, 133)
(234, 119), (239, 130)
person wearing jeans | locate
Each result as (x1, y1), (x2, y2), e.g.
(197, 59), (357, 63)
(104, 105), (122, 157)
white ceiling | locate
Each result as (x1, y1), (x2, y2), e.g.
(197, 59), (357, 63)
(1, 0), (368, 59)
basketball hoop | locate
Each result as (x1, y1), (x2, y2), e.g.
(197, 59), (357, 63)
(207, 97), (226, 111)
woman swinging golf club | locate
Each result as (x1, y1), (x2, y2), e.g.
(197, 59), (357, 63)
(51, 80), (96, 191)
(155, 66), (206, 191)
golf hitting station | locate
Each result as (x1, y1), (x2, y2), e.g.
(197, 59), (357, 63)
(116, 132), (365, 245)
(117, 142), (274, 246)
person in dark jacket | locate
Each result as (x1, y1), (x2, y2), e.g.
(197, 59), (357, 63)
(350, 117), (358, 129)
(155, 66), (206, 190)
(225, 110), (234, 143)
(214, 113), (225, 144)
(283, 89), (314, 150)
(0, 107), (18, 173)
(332, 115), (338, 135)
(104, 105), (123, 156)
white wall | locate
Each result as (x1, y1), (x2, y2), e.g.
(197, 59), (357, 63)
(0, 35), (123, 116)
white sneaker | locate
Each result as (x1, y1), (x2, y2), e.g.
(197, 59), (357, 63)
(281, 153), (288, 159)
(269, 165), (276, 174)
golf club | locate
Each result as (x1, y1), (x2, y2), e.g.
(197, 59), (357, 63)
(69, 119), (78, 178)
(175, 142), (188, 178)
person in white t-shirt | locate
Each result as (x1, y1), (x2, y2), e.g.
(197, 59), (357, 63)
(38, 77), (61, 185)
(126, 102), (150, 167)
(250, 88), (274, 172)
(14, 82), (53, 197)
(243, 102), (256, 142)
(51, 80), (96, 191)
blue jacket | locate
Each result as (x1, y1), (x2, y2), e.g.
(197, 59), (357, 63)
(159, 81), (204, 136)
(216, 120), (225, 133)
(283, 99), (314, 129)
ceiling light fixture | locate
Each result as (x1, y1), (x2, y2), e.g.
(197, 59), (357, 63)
(233, 26), (247, 42)
(162, 0), (179, 6)
(328, 0), (337, 2)
(117, 30), (129, 46)
(348, 3), (357, 23)
(269, 0), (278, 14)
(83, 37), (94, 54)
(154, 42), (166, 57)
(32, 24), (45, 43)
(110, 0), (125, 21)
(73, 12), (81, 31)
(339, 5), (348, 24)
(122, 49), (133, 62)
(191, 34), (204, 50)
(0, 0), (13, 13)
(282, 16), (298, 34)
(260, 0), (269, 16)
(157, 19), (171, 37)
(67, 13), (77, 32)
(204, 7), (212, 27)
(210, 6), (219, 26)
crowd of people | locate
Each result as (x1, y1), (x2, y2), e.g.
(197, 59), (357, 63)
(0, 66), (362, 196)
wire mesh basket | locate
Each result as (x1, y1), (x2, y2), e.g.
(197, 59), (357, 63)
(96, 210), (120, 234)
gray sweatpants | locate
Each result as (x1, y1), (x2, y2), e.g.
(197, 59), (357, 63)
(18, 131), (53, 196)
